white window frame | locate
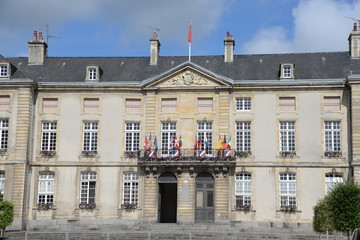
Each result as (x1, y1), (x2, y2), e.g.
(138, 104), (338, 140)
(0, 120), (9, 150)
(279, 172), (297, 208)
(324, 121), (341, 152)
(125, 122), (140, 152)
(80, 172), (96, 204)
(279, 121), (296, 153)
(236, 121), (251, 152)
(325, 173), (343, 194)
(161, 122), (176, 156)
(236, 98), (251, 111)
(37, 172), (54, 205)
(122, 172), (139, 206)
(281, 64), (294, 79)
(0, 171), (4, 197)
(197, 122), (213, 155)
(82, 122), (98, 152)
(235, 173), (252, 207)
(86, 66), (99, 81)
(41, 122), (57, 152)
(0, 64), (9, 78)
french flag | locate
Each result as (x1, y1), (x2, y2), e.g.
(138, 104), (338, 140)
(225, 150), (231, 157)
(199, 150), (205, 157)
(149, 151), (155, 158)
(174, 149), (180, 157)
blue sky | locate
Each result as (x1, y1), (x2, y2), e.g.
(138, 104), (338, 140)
(0, 0), (359, 57)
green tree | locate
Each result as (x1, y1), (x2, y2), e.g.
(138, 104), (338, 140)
(328, 182), (360, 238)
(0, 201), (14, 236)
(313, 195), (334, 235)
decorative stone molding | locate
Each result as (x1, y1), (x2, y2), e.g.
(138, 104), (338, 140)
(165, 71), (209, 86)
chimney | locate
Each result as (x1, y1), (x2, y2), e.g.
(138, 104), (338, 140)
(349, 23), (360, 58)
(224, 32), (235, 62)
(28, 30), (48, 65)
(149, 32), (160, 65)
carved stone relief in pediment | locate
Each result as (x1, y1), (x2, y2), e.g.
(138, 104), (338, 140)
(157, 70), (219, 87)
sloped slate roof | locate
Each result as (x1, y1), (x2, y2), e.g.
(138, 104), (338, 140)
(4, 51), (360, 83)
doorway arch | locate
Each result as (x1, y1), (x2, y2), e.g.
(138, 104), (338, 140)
(158, 172), (177, 223)
(195, 172), (215, 223)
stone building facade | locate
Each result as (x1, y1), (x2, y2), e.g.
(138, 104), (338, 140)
(0, 25), (360, 232)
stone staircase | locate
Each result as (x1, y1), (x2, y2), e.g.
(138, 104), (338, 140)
(5, 223), (346, 240)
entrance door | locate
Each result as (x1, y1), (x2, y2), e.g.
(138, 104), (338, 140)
(195, 172), (215, 223)
(158, 172), (177, 223)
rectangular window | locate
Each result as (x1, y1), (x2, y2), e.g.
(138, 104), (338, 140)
(325, 173), (343, 194)
(236, 121), (251, 152)
(80, 172), (96, 204)
(41, 122), (57, 151)
(324, 96), (341, 111)
(83, 98), (99, 113)
(0, 95), (10, 111)
(125, 99), (141, 114)
(198, 98), (213, 112)
(125, 123), (140, 151)
(161, 122), (176, 155)
(283, 66), (292, 78)
(161, 98), (177, 112)
(279, 172), (296, 208)
(82, 122), (98, 152)
(0, 65), (8, 77)
(235, 173), (252, 207)
(279, 97), (296, 112)
(279, 121), (295, 153)
(197, 122), (213, 155)
(325, 121), (341, 152)
(0, 171), (4, 199)
(123, 172), (139, 206)
(236, 98), (251, 111)
(88, 68), (97, 80)
(0, 120), (8, 150)
(42, 98), (58, 113)
(38, 172), (54, 205)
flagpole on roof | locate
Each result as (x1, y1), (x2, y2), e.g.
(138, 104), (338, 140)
(188, 20), (192, 62)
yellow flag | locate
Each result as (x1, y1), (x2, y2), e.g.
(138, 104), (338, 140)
(217, 135), (223, 150)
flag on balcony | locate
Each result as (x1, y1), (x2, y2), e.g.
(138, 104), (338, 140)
(179, 135), (183, 148)
(174, 136), (180, 149)
(204, 135), (209, 150)
(149, 150), (155, 158)
(144, 136), (149, 150)
(154, 136), (158, 151)
(169, 137), (174, 149)
(194, 138), (199, 150)
(174, 149), (180, 157)
(225, 150), (231, 157)
(199, 150), (205, 157)
(227, 135), (232, 150)
(217, 135), (222, 149)
(222, 135), (227, 150)
(145, 133), (152, 150)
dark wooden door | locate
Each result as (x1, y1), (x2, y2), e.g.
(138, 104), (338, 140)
(195, 174), (214, 223)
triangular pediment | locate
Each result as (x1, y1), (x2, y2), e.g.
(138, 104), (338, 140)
(143, 62), (233, 89)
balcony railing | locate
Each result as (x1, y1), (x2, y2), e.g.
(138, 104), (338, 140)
(136, 149), (236, 166)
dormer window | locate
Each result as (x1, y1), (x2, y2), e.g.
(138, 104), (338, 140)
(280, 63), (294, 79)
(0, 64), (9, 78)
(86, 66), (100, 81)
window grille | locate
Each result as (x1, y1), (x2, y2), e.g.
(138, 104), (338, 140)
(279, 172), (296, 208)
(125, 122), (140, 151)
(324, 121), (341, 152)
(235, 173), (252, 207)
(82, 122), (98, 152)
(236, 98), (251, 111)
(279, 121), (295, 153)
(80, 172), (96, 204)
(123, 172), (139, 206)
(41, 122), (57, 151)
(236, 121), (251, 152)
(38, 172), (54, 205)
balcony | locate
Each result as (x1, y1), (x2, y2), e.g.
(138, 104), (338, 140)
(136, 149), (236, 167)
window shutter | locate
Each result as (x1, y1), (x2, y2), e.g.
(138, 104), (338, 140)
(198, 98), (213, 112)
(84, 98), (99, 113)
(42, 98), (58, 113)
(161, 98), (177, 112)
(0, 95), (10, 111)
(324, 96), (340, 111)
(125, 99), (141, 113)
(279, 97), (295, 111)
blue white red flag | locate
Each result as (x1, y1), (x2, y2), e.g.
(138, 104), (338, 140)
(225, 150), (231, 157)
(199, 150), (205, 157)
(149, 150), (155, 158)
(174, 149), (180, 157)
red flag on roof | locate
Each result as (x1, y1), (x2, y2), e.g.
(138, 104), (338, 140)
(188, 21), (192, 43)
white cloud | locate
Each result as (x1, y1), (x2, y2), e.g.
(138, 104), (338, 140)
(0, 0), (229, 56)
(243, 0), (360, 54)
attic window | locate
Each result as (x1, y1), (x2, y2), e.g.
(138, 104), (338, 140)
(86, 66), (100, 81)
(280, 63), (294, 79)
(0, 64), (9, 78)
